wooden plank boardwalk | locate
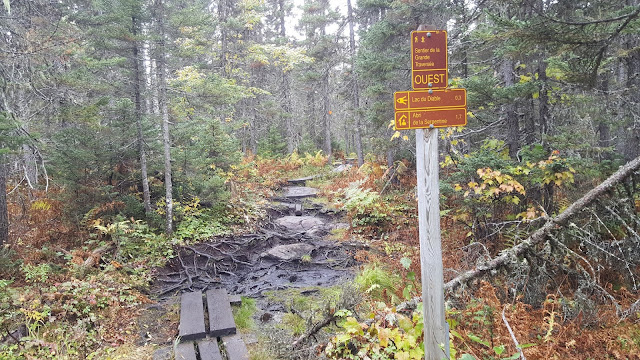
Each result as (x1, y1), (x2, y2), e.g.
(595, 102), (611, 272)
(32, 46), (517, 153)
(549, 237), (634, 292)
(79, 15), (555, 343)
(178, 291), (206, 341)
(224, 334), (250, 360)
(198, 339), (223, 360)
(174, 342), (197, 360)
(175, 289), (249, 360)
(206, 288), (236, 337)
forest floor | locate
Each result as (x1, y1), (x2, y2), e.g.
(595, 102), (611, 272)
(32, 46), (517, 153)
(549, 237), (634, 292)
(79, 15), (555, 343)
(4, 156), (640, 360)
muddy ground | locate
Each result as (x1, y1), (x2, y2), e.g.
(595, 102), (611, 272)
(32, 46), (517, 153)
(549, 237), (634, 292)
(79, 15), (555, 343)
(142, 182), (361, 351)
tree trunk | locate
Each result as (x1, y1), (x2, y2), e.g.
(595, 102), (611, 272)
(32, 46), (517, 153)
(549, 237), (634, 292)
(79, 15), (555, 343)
(501, 58), (519, 159)
(538, 55), (550, 140)
(156, 0), (173, 234)
(347, 0), (364, 166)
(218, 0), (228, 75)
(624, 0), (640, 161)
(322, 72), (332, 158)
(277, 0), (295, 154)
(0, 157), (7, 247)
(132, 15), (151, 215)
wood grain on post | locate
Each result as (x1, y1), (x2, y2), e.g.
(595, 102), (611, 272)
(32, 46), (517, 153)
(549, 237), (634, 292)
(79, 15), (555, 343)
(416, 24), (448, 360)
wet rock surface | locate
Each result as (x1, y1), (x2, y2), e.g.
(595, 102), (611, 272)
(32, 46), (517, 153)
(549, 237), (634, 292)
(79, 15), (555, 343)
(282, 186), (318, 198)
(274, 216), (324, 232)
(261, 243), (315, 261)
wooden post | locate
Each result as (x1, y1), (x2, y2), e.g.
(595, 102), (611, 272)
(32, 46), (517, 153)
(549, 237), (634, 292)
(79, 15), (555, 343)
(415, 24), (448, 360)
(416, 128), (448, 359)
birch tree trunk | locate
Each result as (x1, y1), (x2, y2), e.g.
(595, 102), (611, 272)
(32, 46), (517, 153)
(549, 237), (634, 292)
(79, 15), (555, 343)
(347, 0), (363, 166)
(322, 71), (332, 158)
(132, 15), (151, 214)
(155, 0), (173, 234)
(0, 158), (7, 247)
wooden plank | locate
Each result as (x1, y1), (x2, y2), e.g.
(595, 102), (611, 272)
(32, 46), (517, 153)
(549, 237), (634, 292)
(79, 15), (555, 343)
(287, 175), (316, 185)
(198, 339), (223, 360)
(179, 291), (206, 341)
(174, 342), (197, 360)
(228, 294), (242, 306)
(416, 127), (447, 360)
(206, 288), (236, 337)
(223, 334), (249, 360)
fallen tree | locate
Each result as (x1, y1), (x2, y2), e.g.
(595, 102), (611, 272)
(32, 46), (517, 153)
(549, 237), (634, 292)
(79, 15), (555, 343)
(444, 154), (640, 292)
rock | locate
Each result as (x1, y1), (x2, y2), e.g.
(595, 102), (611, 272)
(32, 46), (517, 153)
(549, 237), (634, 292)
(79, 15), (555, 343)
(283, 186), (318, 198)
(152, 347), (172, 360)
(333, 164), (352, 173)
(261, 243), (315, 261)
(275, 216), (324, 232)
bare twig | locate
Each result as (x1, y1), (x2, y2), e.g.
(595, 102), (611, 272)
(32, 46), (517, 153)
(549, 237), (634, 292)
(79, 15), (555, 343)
(502, 305), (526, 360)
(291, 312), (337, 349)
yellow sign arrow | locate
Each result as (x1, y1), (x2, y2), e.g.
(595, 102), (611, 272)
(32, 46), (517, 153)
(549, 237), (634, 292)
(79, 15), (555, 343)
(397, 96), (408, 105)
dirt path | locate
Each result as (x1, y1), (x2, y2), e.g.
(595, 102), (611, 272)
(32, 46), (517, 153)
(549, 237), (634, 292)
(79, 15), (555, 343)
(145, 180), (359, 351)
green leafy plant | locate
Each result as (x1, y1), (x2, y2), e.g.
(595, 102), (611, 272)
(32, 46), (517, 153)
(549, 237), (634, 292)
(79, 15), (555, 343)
(21, 263), (51, 284)
(326, 303), (425, 360)
(341, 180), (392, 229)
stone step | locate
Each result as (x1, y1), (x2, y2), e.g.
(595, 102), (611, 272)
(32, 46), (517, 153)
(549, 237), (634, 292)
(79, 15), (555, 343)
(178, 291), (206, 341)
(206, 288), (236, 337)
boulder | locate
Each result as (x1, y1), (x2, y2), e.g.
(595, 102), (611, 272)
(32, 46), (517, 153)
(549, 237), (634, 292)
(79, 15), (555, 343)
(261, 243), (315, 261)
(275, 216), (324, 232)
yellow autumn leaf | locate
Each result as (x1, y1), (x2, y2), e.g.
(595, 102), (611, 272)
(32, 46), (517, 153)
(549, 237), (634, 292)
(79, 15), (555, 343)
(378, 327), (390, 347)
(402, 135), (409, 141)
(391, 131), (401, 140)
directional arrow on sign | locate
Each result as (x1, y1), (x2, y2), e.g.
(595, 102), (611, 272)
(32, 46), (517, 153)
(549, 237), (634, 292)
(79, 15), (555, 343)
(395, 89), (466, 111)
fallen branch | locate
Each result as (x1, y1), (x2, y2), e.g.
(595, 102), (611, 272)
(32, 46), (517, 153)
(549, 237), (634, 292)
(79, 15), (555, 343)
(444, 154), (640, 292)
(291, 312), (337, 349)
(502, 305), (526, 360)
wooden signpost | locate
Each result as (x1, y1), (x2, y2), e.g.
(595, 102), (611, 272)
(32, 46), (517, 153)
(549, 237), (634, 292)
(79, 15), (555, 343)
(396, 27), (468, 360)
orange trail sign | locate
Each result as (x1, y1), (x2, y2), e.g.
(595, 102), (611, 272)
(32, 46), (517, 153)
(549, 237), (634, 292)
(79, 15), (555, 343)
(395, 88), (466, 110)
(395, 108), (467, 130)
(411, 30), (448, 89)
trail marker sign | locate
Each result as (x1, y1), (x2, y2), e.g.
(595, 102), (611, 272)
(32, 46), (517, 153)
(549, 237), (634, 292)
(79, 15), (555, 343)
(395, 89), (466, 110)
(411, 30), (448, 89)
(395, 108), (467, 130)
(396, 26), (470, 360)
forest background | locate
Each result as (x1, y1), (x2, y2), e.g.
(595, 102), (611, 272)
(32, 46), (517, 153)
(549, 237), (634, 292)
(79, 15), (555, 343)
(1, 0), (640, 359)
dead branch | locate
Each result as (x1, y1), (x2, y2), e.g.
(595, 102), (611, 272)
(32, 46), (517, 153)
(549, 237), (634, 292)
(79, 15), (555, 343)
(291, 312), (337, 349)
(444, 154), (640, 292)
(502, 305), (526, 360)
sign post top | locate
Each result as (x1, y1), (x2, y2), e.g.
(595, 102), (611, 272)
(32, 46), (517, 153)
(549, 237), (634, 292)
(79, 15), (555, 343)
(411, 30), (448, 89)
